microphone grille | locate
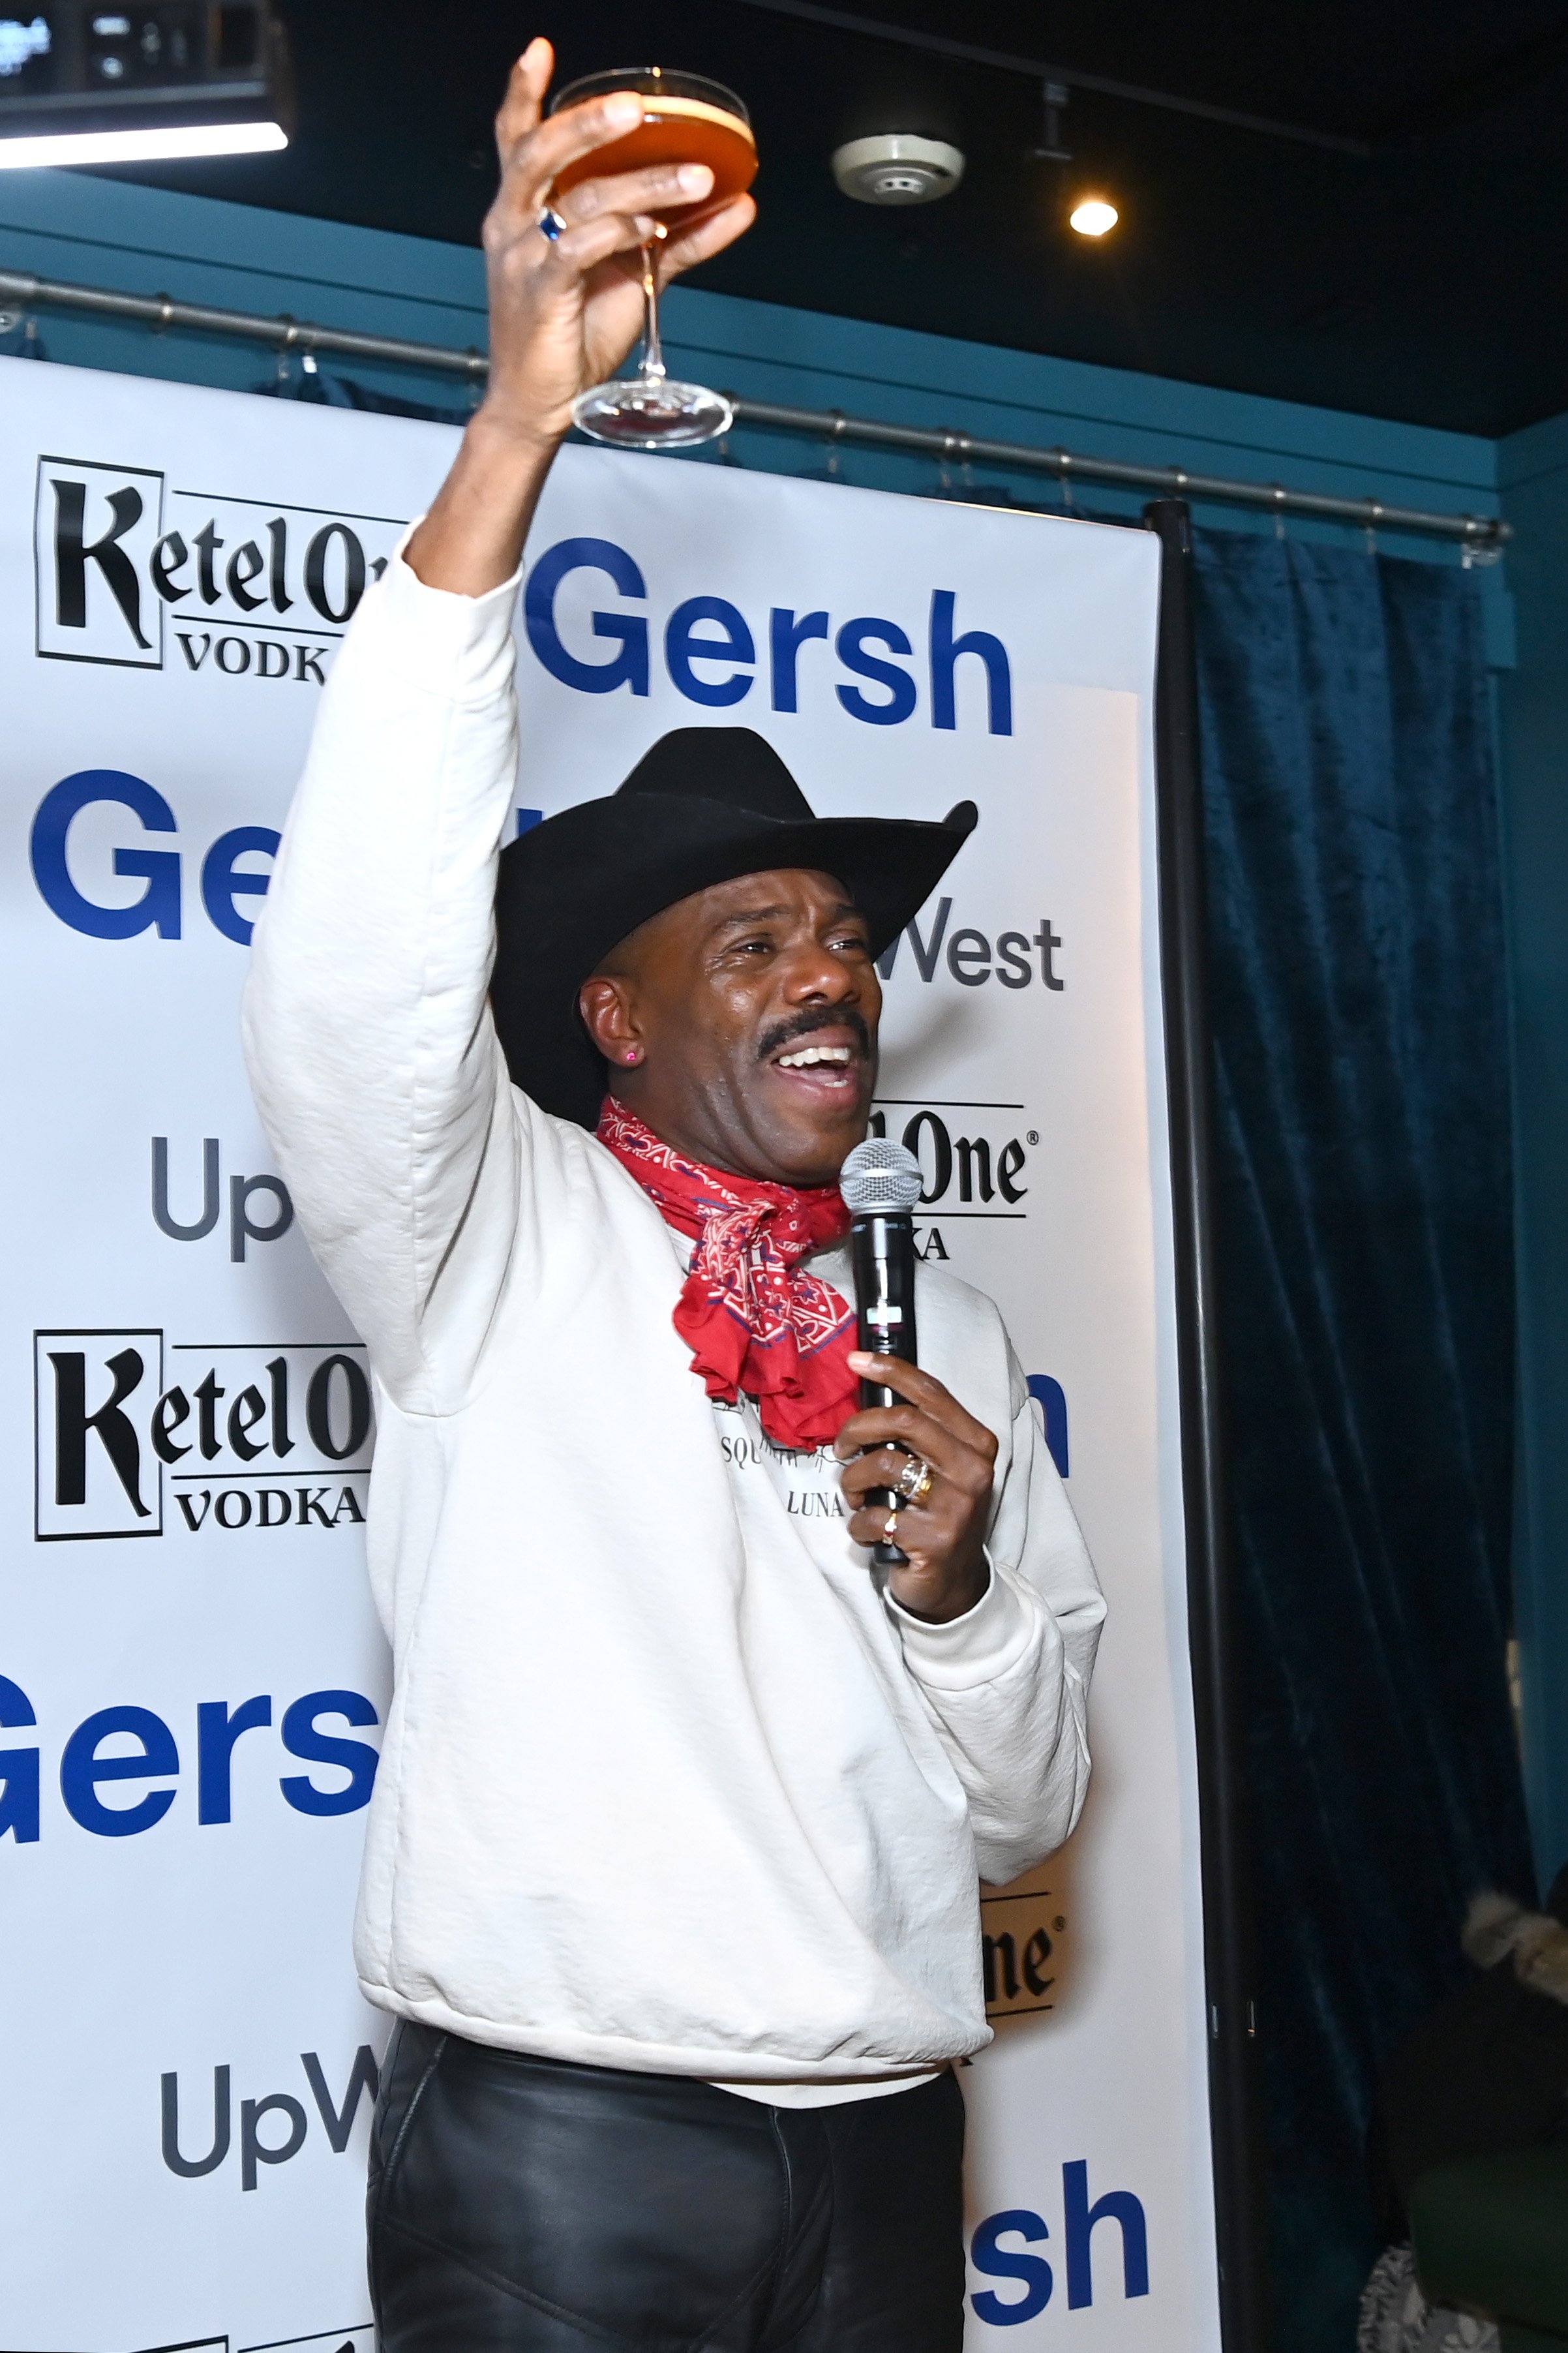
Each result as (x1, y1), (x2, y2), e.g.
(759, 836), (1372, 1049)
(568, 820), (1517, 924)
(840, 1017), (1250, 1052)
(840, 1136), (924, 1215)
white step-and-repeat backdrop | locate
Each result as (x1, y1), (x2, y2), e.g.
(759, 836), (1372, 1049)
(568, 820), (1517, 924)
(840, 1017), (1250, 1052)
(0, 356), (1217, 2353)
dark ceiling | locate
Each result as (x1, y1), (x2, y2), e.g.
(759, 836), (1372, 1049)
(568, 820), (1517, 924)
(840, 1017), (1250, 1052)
(95, 1), (1568, 438)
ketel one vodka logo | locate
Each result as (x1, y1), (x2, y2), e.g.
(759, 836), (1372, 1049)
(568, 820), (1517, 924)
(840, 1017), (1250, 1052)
(33, 454), (406, 676)
(980, 1880), (1065, 2020)
(34, 1333), (373, 1540)
(864, 1095), (1038, 1261)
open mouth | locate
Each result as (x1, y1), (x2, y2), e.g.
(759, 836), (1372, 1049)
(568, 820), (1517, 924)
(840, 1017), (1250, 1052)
(775, 1043), (854, 1070)
(766, 1029), (867, 1099)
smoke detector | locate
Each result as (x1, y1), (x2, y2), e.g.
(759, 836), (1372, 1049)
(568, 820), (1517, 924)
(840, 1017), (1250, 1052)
(832, 134), (965, 206)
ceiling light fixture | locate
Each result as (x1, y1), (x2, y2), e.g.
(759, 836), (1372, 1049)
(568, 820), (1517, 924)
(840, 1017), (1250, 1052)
(1069, 198), (1119, 237)
(0, 116), (286, 166)
(0, 1), (292, 169)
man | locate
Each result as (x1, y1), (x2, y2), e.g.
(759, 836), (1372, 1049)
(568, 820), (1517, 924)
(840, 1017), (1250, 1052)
(243, 38), (1104, 2353)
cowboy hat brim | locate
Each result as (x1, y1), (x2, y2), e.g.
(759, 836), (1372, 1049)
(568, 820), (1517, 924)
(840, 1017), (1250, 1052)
(490, 791), (979, 1129)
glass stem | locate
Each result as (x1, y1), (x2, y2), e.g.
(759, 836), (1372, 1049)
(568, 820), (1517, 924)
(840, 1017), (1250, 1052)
(640, 240), (666, 382)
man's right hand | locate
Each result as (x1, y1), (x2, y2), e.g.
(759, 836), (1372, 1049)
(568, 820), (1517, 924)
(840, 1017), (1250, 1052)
(407, 37), (756, 600)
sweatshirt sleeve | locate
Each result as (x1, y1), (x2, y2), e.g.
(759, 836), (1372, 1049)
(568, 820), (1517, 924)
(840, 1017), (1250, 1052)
(886, 1348), (1106, 1885)
(241, 540), (549, 1415)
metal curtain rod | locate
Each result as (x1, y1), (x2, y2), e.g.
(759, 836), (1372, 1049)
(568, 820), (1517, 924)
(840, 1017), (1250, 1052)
(732, 397), (1507, 545)
(0, 263), (1508, 548)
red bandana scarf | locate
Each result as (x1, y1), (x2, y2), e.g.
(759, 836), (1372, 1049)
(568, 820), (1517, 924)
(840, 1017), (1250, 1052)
(597, 1097), (856, 1451)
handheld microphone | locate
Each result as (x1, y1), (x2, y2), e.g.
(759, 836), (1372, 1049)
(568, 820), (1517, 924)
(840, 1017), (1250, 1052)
(839, 1137), (925, 1569)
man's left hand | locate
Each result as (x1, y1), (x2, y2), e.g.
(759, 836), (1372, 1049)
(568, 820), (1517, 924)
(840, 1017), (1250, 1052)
(836, 1354), (998, 1623)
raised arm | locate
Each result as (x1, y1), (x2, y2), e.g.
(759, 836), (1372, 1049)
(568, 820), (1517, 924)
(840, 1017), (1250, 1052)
(406, 39), (751, 598)
(241, 39), (753, 1407)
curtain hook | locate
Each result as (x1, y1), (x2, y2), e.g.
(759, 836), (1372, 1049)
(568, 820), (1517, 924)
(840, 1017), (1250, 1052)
(1, 305), (44, 357)
(1364, 499), (1383, 558)
(1273, 484), (1288, 541)
(1460, 521), (1503, 569)
(939, 427), (973, 498)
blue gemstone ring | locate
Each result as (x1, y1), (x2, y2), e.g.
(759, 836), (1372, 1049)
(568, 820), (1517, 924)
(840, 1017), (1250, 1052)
(537, 206), (567, 242)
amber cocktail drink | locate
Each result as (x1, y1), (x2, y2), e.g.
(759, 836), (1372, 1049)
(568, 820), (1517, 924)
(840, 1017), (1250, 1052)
(553, 92), (756, 222)
(550, 68), (755, 447)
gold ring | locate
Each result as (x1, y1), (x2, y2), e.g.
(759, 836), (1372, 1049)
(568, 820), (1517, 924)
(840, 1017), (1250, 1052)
(895, 1455), (934, 1507)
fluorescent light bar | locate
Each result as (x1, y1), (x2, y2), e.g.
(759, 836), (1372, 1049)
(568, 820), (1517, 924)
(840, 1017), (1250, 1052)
(0, 117), (286, 168)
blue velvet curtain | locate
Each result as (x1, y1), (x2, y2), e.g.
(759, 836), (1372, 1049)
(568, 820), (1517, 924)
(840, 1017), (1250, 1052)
(1190, 528), (1536, 2352)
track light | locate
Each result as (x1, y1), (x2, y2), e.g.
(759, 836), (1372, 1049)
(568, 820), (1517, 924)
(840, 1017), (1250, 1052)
(1069, 197), (1119, 237)
(0, 1), (292, 168)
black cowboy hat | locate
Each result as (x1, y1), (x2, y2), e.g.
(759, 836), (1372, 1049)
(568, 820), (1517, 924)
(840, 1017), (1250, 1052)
(491, 725), (978, 1129)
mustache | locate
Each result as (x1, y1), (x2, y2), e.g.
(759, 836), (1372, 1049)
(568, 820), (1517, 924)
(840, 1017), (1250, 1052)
(757, 1005), (873, 1064)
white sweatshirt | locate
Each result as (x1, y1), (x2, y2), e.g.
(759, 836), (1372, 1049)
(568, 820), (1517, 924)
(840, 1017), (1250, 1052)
(242, 545), (1106, 2087)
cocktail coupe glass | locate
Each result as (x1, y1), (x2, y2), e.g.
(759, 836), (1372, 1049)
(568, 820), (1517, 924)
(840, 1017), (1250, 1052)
(549, 68), (756, 448)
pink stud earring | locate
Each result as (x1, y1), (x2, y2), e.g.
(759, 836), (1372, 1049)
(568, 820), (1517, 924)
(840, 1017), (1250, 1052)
(625, 1048), (641, 1065)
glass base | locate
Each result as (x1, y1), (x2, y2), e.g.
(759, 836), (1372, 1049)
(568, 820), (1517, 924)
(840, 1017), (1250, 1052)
(572, 372), (734, 449)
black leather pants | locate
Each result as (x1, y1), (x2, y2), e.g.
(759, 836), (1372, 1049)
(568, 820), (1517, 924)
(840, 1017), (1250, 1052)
(369, 2022), (967, 2352)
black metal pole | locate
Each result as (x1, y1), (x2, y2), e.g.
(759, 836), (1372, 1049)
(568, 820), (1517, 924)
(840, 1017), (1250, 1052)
(1143, 496), (1271, 2353)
